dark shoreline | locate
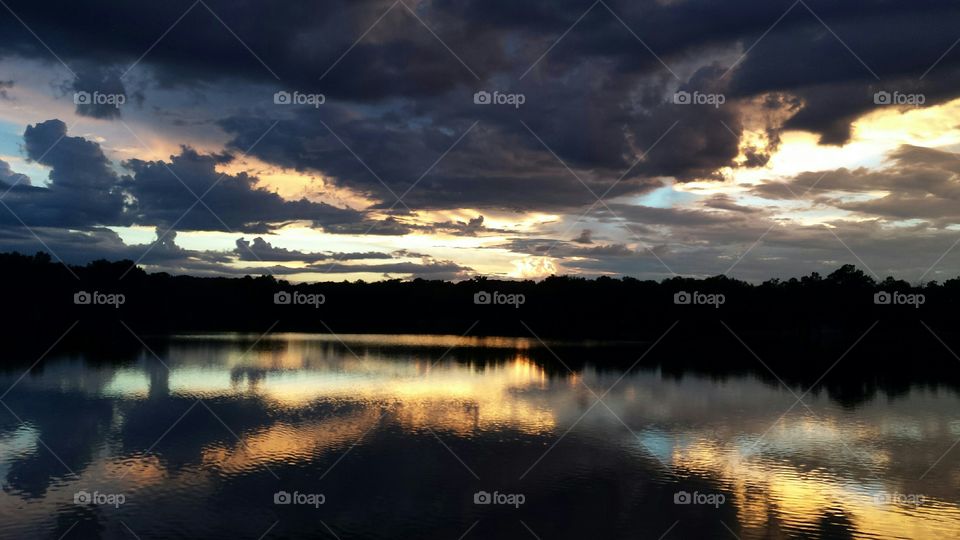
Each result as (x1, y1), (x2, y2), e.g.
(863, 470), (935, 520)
(4, 250), (960, 402)
(4, 252), (955, 338)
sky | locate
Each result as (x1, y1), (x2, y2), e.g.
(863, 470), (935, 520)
(1, 0), (960, 282)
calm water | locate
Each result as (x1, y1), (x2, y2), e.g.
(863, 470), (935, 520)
(1, 334), (958, 539)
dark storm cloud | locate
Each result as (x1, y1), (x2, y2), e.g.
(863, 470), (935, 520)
(219, 112), (665, 212)
(234, 237), (327, 263)
(0, 0), (488, 98)
(234, 237), (393, 263)
(627, 65), (743, 181)
(123, 146), (363, 232)
(418, 215), (513, 236)
(0, 159), (30, 187)
(322, 216), (414, 236)
(203, 0), (960, 206)
(0, 0), (954, 205)
(70, 63), (135, 119)
(0, 121), (370, 234)
(725, 2), (960, 145)
(216, 112), (475, 208)
(453, 215), (485, 236)
(0, 119), (129, 228)
(23, 120), (118, 191)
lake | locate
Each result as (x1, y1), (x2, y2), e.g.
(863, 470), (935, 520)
(1, 333), (958, 539)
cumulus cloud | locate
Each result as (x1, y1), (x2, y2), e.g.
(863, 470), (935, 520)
(0, 159), (30, 187)
(0, 119), (130, 228)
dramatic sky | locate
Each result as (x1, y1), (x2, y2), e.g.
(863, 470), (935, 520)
(1, 0), (960, 282)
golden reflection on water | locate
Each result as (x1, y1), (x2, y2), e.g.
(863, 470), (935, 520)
(54, 335), (960, 539)
(675, 427), (960, 538)
(200, 410), (382, 474)
(126, 339), (558, 477)
(162, 337), (555, 437)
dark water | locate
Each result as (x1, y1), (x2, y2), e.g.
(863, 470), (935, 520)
(1, 334), (958, 539)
